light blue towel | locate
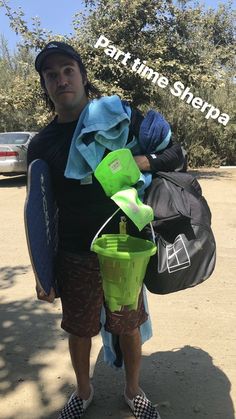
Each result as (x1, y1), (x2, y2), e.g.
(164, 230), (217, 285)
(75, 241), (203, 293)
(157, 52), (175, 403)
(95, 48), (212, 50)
(64, 95), (131, 180)
(100, 286), (153, 369)
(136, 172), (153, 200)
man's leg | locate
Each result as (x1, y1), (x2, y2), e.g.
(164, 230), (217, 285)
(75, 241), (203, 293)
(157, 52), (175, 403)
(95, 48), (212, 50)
(120, 327), (161, 418)
(57, 252), (103, 418)
(57, 251), (103, 400)
(68, 334), (92, 400)
(119, 327), (142, 399)
(105, 289), (147, 400)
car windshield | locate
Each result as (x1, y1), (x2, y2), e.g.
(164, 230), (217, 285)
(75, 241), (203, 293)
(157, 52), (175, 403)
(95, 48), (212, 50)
(0, 133), (30, 145)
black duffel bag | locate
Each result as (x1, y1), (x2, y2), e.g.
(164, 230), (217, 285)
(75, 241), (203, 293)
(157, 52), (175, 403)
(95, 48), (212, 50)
(142, 171), (216, 294)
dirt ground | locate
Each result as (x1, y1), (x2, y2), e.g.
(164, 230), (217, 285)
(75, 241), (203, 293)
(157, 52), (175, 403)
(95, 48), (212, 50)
(0, 168), (235, 419)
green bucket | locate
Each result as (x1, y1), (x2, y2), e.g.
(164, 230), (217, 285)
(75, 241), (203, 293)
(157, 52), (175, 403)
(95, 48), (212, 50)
(92, 234), (157, 312)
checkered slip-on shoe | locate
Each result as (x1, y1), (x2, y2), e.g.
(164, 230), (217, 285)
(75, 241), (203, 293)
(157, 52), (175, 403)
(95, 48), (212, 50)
(124, 388), (161, 419)
(58, 384), (94, 419)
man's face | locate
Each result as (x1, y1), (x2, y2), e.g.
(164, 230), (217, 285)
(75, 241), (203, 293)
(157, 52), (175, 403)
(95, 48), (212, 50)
(41, 53), (88, 117)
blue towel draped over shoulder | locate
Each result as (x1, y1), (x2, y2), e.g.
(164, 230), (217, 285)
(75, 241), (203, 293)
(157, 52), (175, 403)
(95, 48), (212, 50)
(64, 96), (172, 181)
(64, 95), (131, 180)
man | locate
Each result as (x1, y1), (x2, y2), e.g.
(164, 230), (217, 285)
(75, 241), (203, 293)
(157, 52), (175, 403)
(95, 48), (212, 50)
(28, 41), (185, 419)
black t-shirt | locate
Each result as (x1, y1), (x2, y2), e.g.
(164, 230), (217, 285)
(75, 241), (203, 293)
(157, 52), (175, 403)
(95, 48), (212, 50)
(27, 117), (122, 252)
(27, 113), (185, 252)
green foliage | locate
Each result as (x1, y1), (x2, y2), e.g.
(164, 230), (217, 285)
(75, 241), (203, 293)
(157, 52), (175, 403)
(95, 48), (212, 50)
(151, 81), (236, 167)
(0, 37), (52, 131)
(0, 0), (235, 166)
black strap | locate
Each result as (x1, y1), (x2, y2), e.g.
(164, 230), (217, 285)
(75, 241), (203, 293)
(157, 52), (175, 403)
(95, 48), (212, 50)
(156, 171), (201, 200)
(127, 107), (144, 142)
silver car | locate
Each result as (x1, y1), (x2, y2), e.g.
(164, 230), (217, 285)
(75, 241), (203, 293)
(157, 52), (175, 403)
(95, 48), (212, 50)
(0, 132), (37, 176)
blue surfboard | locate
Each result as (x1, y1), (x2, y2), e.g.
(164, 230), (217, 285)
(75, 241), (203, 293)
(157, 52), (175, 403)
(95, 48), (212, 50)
(24, 159), (59, 296)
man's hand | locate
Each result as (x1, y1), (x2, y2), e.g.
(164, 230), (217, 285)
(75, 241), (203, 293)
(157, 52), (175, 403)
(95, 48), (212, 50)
(36, 285), (56, 303)
(133, 155), (150, 171)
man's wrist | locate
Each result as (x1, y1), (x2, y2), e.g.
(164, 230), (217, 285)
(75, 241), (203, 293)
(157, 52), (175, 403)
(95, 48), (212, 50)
(133, 155), (151, 171)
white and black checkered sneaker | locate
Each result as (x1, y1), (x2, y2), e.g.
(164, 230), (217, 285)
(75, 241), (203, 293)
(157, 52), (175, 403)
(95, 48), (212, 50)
(58, 384), (94, 419)
(124, 389), (161, 419)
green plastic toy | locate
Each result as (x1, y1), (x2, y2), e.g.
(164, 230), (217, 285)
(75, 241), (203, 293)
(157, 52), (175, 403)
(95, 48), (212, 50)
(94, 148), (141, 197)
(91, 234), (156, 312)
(111, 187), (153, 231)
(92, 149), (157, 312)
(95, 149), (154, 230)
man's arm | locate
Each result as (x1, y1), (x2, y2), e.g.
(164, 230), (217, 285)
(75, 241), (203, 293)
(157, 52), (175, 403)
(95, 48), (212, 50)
(134, 142), (187, 173)
(133, 155), (150, 171)
(27, 135), (41, 168)
(128, 106), (186, 173)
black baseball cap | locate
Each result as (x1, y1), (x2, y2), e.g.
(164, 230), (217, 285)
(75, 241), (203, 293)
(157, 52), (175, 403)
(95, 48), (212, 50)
(35, 41), (84, 73)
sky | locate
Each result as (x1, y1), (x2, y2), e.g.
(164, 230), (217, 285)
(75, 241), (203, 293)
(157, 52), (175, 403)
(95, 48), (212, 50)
(0, 0), (235, 52)
(0, 0), (85, 51)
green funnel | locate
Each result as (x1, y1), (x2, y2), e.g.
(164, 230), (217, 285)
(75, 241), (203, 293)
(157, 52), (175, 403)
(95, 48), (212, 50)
(111, 187), (153, 231)
(94, 149), (141, 196)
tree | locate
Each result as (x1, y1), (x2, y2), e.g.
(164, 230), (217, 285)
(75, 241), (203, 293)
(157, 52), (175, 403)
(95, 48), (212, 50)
(0, 35), (50, 131)
(0, 0), (235, 165)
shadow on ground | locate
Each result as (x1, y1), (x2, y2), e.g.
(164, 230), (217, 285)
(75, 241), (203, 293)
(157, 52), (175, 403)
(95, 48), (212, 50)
(188, 169), (233, 180)
(0, 265), (31, 290)
(0, 298), (62, 396)
(1, 299), (233, 419)
(80, 345), (234, 419)
(0, 175), (27, 188)
(0, 297), (65, 419)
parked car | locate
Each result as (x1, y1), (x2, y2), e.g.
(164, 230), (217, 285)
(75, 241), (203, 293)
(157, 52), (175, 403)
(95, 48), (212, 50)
(0, 131), (38, 176)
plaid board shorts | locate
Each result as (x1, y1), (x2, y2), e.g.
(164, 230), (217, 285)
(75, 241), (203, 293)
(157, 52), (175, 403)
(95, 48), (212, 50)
(56, 250), (148, 337)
